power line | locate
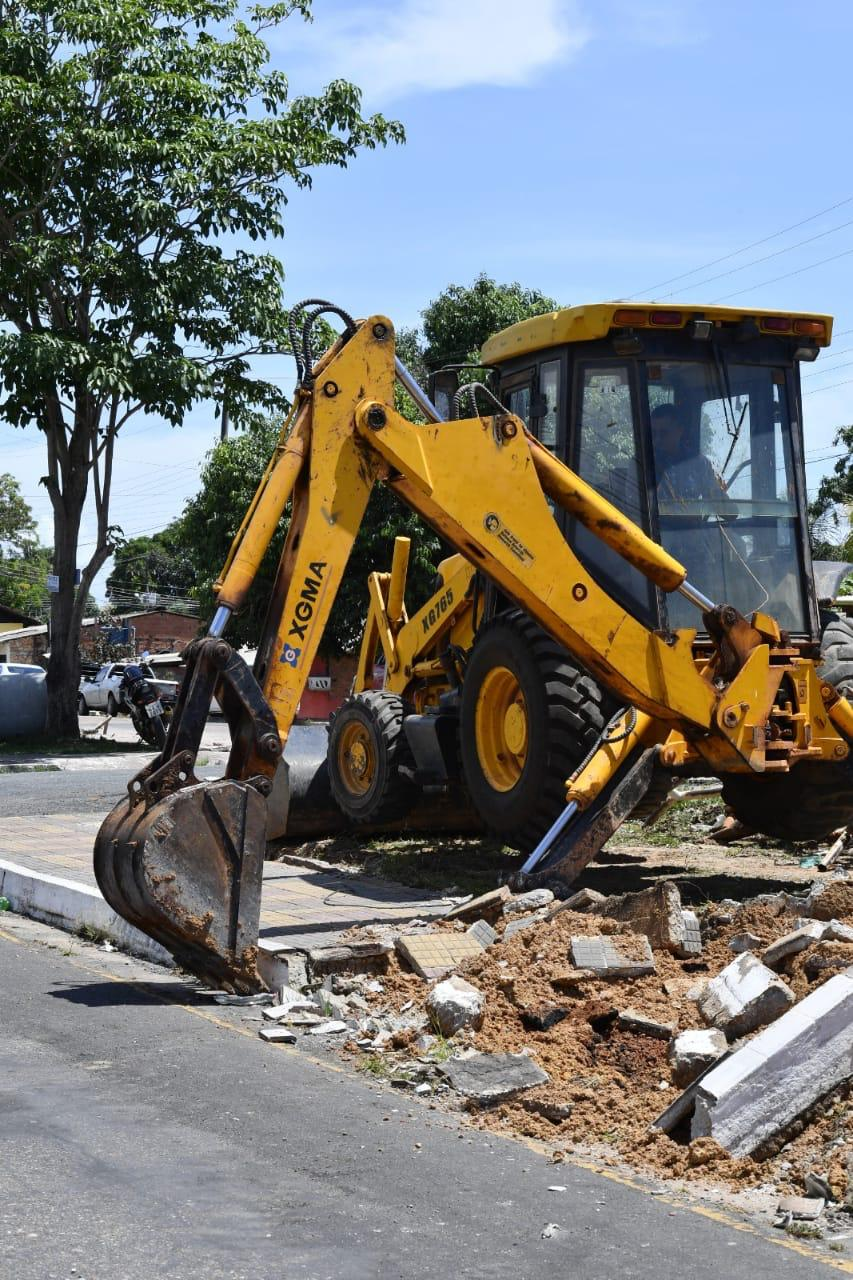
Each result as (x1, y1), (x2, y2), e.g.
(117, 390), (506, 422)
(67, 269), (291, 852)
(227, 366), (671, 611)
(711, 245), (853, 304)
(627, 194), (853, 299)
(803, 376), (853, 397)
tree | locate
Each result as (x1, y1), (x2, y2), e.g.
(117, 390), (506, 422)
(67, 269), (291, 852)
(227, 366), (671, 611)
(0, 0), (403, 734)
(106, 524), (196, 611)
(175, 418), (442, 653)
(809, 425), (853, 561)
(421, 273), (559, 370)
(0, 472), (50, 618)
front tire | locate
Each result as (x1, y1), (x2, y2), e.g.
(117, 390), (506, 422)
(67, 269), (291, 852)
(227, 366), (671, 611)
(459, 610), (610, 853)
(107, 692), (120, 716)
(78, 694), (89, 717)
(327, 691), (416, 824)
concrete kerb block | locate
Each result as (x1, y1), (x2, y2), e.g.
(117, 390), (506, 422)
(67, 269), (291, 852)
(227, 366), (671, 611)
(695, 952), (794, 1039)
(0, 857), (171, 964)
(691, 968), (853, 1157)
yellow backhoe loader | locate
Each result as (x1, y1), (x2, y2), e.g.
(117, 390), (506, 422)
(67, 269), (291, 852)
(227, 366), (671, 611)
(94, 298), (853, 991)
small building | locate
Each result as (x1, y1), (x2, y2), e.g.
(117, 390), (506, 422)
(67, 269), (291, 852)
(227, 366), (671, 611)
(0, 604), (41, 633)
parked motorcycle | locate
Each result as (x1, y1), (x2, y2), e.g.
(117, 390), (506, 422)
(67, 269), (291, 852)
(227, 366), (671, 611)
(119, 663), (171, 749)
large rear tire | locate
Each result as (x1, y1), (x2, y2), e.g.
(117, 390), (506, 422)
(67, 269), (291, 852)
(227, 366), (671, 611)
(459, 610), (611, 853)
(327, 691), (416, 824)
(722, 612), (853, 841)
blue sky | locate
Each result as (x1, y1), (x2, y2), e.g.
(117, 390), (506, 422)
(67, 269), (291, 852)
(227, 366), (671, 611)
(4, 0), (853, 602)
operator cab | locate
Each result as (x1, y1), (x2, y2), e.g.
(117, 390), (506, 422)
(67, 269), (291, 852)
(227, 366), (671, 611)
(480, 303), (830, 640)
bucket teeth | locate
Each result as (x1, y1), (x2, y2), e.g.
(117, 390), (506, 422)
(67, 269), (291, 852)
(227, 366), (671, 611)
(94, 779), (268, 992)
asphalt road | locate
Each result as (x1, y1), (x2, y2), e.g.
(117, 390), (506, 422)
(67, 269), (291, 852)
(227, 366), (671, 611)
(0, 765), (230, 817)
(0, 916), (833, 1280)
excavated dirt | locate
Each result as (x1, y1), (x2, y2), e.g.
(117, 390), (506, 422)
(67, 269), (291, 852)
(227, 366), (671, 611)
(339, 883), (853, 1201)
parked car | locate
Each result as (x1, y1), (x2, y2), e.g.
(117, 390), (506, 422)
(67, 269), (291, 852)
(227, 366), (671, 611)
(0, 662), (47, 736)
(78, 661), (178, 716)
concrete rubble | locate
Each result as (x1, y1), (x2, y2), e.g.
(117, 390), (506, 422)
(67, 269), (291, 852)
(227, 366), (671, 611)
(249, 864), (853, 1203)
(425, 975), (485, 1036)
(690, 969), (853, 1157)
(668, 1028), (727, 1086)
(590, 880), (703, 958)
(694, 952), (795, 1039)
(440, 1052), (549, 1103)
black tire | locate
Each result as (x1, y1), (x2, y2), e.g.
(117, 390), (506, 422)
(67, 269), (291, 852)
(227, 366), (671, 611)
(722, 612), (853, 841)
(327, 691), (416, 824)
(107, 692), (120, 716)
(459, 610), (610, 853)
(151, 714), (167, 750)
(77, 694), (89, 717)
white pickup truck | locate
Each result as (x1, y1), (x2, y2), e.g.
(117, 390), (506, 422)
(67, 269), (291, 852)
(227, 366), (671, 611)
(78, 662), (178, 716)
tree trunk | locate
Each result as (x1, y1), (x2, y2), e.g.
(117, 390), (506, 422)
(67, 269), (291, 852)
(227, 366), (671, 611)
(45, 507), (84, 737)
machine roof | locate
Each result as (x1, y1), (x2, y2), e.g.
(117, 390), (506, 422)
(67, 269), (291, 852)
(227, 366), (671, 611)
(480, 302), (834, 364)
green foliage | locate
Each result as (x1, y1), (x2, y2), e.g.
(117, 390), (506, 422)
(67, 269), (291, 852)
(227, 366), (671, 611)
(809, 424), (853, 561)
(106, 524), (195, 609)
(0, 0), (404, 729)
(421, 273), (559, 370)
(174, 416), (442, 653)
(0, 473), (51, 619)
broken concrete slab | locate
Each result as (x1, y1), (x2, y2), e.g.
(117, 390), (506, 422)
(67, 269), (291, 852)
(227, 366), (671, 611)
(668, 1028), (728, 1086)
(691, 969), (853, 1156)
(466, 918), (497, 948)
(695, 952), (795, 1040)
(441, 1051), (549, 1103)
(262, 998), (318, 1021)
(442, 885), (511, 923)
(590, 880), (699, 958)
(763, 920), (826, 968)
(258, 1026), (297, 1043)
(395, 931), (485, 981)
(728, 931), (763, 954)
(307, 940), (393, 977)
(546, 887), (605, 918)
(570, 934), (656, 978)
(503, 888), (555, 916)
(825, 919), (853, 944)
(503, 911), (547, 942)
(306, 1019), (349, 1035)
(617, 1009), (674, 1040)
(425, 975), (485, 1037)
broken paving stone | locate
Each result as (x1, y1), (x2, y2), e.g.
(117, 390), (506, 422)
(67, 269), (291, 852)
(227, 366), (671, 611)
(442, 885), (511, 924)
(307, 1020), (349, 1036)
(546, 887), (606, 918)
(762, 921), (827, 968)
(425, 975), (485, 1037)
(211, 991), (275, 1006)
(695, 952), (795, 1040)
(729, 931), (763, 954)
(570, 934), (656, 978)
(258, 1026), (297, 1043)
(307, 940), (393, 977)
(824, 919), (853, 944)
(395, 932), (485, 980)
(668, 1028), (728, 1087)
(503, 911), (547, 942)
(805, 1172), (834, 1202)
(617, 1009), (674, 1040)
(466, 918), (498, 948)
(591, 880), (698, 958)
(441, 1051), (549, 1103)
(503, 888), (555, 917)
(263, 998), (318, 1021)
(691, 969), (853, 1156)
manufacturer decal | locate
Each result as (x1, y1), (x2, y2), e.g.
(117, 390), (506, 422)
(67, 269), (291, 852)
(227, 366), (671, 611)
(482, 512), (534, 567)
(280, 643), (301, 667)
(421, 586), (454, 634)
(287, 561), (328, 641)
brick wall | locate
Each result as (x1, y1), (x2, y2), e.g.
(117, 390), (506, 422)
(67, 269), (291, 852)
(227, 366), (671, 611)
(297, 653), (358, 720)
(0, 631), (46, 664)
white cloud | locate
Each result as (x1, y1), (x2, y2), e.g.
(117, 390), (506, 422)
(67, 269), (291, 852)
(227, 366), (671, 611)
(288, 1), (590, 103)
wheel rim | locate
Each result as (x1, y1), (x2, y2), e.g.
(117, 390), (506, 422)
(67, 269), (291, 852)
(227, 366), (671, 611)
(337, 720), (377, 797)
(474, 665), (528, 792)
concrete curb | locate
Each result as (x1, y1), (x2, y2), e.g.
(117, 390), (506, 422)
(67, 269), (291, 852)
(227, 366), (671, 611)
(0, 857), (171, 964)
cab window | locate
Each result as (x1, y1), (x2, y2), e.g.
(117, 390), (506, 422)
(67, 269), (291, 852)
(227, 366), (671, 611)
(572, 363), (653, 617)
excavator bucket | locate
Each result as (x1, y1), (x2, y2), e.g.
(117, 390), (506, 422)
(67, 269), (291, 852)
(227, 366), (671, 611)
(93, 638), (282, 992)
